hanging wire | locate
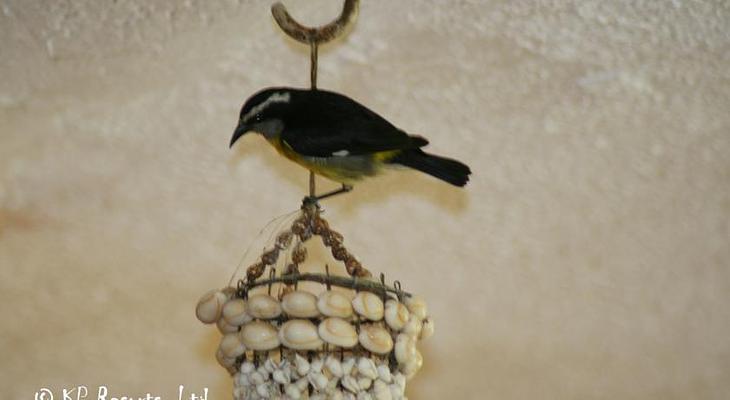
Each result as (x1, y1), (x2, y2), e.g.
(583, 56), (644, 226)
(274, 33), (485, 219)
(310, 42), (319, 90)
(227, 208), (300, 286)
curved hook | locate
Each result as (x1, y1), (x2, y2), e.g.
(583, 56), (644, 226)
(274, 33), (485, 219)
(271, 0), (359, 45)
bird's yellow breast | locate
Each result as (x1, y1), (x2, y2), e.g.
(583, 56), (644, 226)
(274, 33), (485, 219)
(264, 136), (398, 184)
(267, 136), (310, 168)
(265, 136), (345, 182)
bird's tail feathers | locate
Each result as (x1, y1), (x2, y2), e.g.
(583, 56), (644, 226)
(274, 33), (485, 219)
(389, 149), (471, 187)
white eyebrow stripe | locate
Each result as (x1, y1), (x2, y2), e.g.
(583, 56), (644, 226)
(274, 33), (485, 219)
(332, 150), (350, 157)
(242, 92), (290, 122)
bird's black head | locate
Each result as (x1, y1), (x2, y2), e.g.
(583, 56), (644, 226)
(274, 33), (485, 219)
(230, 87), (296, 148)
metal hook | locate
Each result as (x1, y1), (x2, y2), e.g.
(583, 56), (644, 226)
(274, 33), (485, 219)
(271, 0), (359, 89)
(271, 1), (359, 45)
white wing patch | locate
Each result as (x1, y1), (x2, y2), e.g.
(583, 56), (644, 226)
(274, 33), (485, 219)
(332, 150), (350, 157)
(242, 92), (290, 123)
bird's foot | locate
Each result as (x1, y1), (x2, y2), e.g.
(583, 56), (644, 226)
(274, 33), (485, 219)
(301, 195), (322, 209)
(301, 184), (353, 208)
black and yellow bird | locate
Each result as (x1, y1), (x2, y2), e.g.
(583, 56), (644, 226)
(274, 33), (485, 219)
(230, 87), (470, 199)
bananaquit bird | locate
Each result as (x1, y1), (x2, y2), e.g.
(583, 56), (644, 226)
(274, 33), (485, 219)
(230, 87), (471, 200)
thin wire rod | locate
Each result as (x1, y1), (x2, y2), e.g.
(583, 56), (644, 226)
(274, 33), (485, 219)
(310, 41), (318, 89)
(309, 39), (318, 195)
(241, 272), (411, 298)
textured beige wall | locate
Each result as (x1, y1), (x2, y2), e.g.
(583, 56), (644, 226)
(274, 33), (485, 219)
(1, 0), (729, 399)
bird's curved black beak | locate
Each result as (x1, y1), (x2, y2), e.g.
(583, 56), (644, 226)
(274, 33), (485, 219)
(229, 122), (249, 148)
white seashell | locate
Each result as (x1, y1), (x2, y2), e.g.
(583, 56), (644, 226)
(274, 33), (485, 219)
(239, 321), (280, 351)
(358, 325), (394, 354)
(273, 369), (290, 385)
(356, 357), (379, 380)
(377, 365), (392, 383)
(341, 374), (360, 393)
(401, 350), (422, 380)
(318, 317), (358, 348)
(414, 350), (423, 368)
(325, 355), (344, 377)
(223, 286), (236, 299)
(394, 334), (416, 364)
(357, 377), (372, 391)
(317, 291), (353, 318)
(219, 333), (246, 359)
(294, 354), (310, 376)
(264, 358), (277, 373)
(284, 384), (301, 399)
(344, 393), (357, 400)
(352, 292), (384, 321)
(327, 376), (341, 393)
(223, 298), (251, 326)
(310, 394), (326, 400)
(357, 391), (373, 400)
(217, 317), (240, 334)
(402, 317), (422, 338)
(250, 371), (265, 386)
(373, 380), (392, 400)
(384, 300), (409, 331)
(308, 372), (329, 391)
(240, 361), (255, 374)
(216, 348), (236, 370)
(255, 383), (269, 398)
(257, 364), (270, 379)
(279, 319), (323, 350)
(389, 383), (404, 399)
(393, 373), (406, 390)
(196, 289), (227, 324)
(330, 389), (344, 400)
(310, 357), (324, 374)
(403, 296), (427, 320)
(234, 372), (243, 386)
(246, 294), (282, 319)
(295, 376), (309, 391)
(342, 357), (356, 375)
(282, 290), (320, 318)
(419, 317), (434, 340)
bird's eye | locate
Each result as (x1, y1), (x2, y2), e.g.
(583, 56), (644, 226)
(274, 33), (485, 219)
(255, 114), (263, 122)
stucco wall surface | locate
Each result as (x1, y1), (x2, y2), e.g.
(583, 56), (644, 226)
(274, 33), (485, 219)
(1, 0), (729, 399)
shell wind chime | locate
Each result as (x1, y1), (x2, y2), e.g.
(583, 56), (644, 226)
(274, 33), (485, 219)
(196, 1), (434, 399)
(196, 204), (433, 399)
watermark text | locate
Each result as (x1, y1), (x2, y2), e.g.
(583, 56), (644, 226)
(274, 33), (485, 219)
(34, 385), (208, 400)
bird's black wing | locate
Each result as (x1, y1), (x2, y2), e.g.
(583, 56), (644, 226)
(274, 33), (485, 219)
(280, 90), (427, 157)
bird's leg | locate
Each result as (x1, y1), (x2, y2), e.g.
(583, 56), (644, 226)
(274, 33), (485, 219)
(302, 184), (353, 206)
(309, 171), (316, 198)
(315, 184), (353, 201)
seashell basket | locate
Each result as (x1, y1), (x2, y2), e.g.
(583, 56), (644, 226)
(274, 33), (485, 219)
(196, 204), (433, 400)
